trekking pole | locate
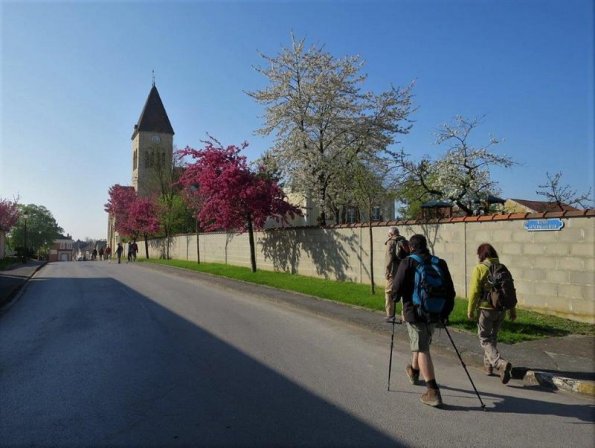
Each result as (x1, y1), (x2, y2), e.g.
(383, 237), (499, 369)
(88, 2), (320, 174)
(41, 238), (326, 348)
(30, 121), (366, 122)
(442, 322), (487, 410)
(387, 315), (402, 391)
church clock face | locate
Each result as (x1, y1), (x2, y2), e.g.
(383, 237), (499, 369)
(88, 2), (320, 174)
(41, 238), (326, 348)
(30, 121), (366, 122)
(151, 135), (161, 143)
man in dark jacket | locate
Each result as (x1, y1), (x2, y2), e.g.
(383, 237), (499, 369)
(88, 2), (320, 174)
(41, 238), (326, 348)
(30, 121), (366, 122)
(394, 234), (455, 407)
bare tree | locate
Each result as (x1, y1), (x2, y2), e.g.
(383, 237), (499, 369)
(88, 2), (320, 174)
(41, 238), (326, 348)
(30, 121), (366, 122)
(536, 171), (593, 210)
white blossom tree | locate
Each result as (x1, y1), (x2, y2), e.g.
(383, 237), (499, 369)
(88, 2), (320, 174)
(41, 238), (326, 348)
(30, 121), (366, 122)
(393, 116), (513, 216)
(248, 35), (414, 225)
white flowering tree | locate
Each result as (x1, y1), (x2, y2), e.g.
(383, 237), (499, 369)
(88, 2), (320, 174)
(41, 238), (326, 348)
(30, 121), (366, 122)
(393, 116), (514, 216)
(248, 35), (413, 225)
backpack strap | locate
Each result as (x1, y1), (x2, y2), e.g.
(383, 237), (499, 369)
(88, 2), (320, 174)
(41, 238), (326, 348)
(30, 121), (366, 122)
(410, 254), (423, 264)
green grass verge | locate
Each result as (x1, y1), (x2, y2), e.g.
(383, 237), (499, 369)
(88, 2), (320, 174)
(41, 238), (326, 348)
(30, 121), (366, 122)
(140, 258), (594, 344)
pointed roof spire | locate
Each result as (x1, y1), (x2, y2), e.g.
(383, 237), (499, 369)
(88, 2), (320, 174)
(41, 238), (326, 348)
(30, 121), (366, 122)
(132, 83), (174, 140)
(152, 69), (155, 87)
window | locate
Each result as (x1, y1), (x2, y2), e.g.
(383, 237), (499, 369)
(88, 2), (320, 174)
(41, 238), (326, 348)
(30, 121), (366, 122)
(372, 206), (382, 221)
(346, 207), (357, 224)
(151, 135), (161, 143)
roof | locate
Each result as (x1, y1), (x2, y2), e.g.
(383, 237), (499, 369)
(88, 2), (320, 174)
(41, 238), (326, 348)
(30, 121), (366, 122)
(508, 198), (579, 213)
(421, 200), (453, 208)
(131, 85), (174, 139)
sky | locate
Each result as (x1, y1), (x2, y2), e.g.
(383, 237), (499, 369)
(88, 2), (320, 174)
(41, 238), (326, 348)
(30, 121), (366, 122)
(1, 0), (593, 240)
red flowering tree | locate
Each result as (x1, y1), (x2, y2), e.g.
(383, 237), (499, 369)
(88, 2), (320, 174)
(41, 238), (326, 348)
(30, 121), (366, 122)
(0, 198), (20, 233)
(105, 185), (137, 237)
(0, 198), (20, 259)
(129, 196), (160, 258)
(178, 139), (301, 272)
(105, 185), (161, 258)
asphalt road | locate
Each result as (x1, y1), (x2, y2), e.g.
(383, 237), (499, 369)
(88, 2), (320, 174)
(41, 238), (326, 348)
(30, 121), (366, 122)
(1, 261), (593, 447)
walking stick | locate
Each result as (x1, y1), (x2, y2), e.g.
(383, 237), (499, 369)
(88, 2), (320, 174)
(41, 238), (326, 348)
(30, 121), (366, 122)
(387, 315), (402, 391)
(442, 322), (487, 410)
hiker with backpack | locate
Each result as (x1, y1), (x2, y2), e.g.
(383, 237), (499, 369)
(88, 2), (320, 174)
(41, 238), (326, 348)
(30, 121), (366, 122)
(384, 227), (409, 322)
(467, 243), (517, 384)
(394, 234), (455, 407)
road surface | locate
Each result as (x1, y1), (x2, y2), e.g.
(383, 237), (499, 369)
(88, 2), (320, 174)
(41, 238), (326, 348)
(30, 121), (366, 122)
(1, 261), (593, 447)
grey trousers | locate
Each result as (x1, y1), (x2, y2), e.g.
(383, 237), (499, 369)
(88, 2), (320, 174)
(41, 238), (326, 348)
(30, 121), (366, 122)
(478, 308), (508, 369)
(385, 276), (396, 317)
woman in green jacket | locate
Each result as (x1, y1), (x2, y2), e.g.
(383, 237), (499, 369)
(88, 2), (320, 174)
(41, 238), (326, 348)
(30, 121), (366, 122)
(467, 243), (516, 384)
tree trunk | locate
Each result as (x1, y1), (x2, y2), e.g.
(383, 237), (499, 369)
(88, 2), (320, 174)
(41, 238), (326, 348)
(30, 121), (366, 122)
(247, 216), (257, 272)
(368, 207), (375, 294)
(144, 233), (149, 259)
(195, 219), (200, 264)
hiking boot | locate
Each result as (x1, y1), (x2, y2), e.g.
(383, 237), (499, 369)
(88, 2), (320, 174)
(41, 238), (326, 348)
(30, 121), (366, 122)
(500, 362), (512, 384)
(405, 364), (420, 385)
(484, 365), (494, 376)
(420, 388), (443, 407)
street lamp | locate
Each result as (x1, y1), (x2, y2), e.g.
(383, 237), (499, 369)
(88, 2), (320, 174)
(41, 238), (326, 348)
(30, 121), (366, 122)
(22, 212), (29, 262)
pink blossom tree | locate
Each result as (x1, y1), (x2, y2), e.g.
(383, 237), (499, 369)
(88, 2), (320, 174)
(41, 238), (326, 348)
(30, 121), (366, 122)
(105, 184), (137, 237)
(0, 198), (20, 259)
(129, 196), (160, 258)
(105, 185), (161, 258)
(0, 198), (20, 233)
(178, 139), (301, 272)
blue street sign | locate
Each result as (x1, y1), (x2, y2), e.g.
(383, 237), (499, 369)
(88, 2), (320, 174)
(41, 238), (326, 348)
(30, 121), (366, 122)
(524, 218), (565, 232)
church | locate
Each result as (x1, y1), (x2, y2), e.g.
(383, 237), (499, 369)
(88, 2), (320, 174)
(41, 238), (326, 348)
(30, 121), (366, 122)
(107, 82), (175, 249)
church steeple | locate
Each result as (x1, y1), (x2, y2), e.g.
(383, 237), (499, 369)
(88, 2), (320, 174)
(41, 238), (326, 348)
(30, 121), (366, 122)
(131, 83), (175, 197)
(131, 84), (174, 140)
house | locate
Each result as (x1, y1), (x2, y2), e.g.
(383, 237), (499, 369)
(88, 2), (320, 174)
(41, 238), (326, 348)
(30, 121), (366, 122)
(504, 199), (579, 214)
(48, 237), (74, 262)
(279, 189), (395, 227)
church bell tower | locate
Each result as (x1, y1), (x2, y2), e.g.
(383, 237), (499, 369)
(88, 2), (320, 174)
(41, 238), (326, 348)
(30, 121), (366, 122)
(131, 82), (175, 197)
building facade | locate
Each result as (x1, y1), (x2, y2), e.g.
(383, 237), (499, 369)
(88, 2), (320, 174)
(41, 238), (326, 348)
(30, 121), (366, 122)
(48, 238), (74, 262)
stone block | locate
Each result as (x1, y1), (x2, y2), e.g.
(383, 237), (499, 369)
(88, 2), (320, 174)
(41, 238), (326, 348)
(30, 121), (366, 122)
(556, 227), (586, 243)
(545, 270), (569, 283)
(522, 244), (547, 255)
(512, 231), (535, 243)
(534, 282), (558, 296)
(558, 256), (585, 271)
(493, 229), (513, 241)
(569, 270), (595, 285)
(568, 298), (595, 316)
(532, 257), (557, 270)
(522, 269), (547, 281)
(570, 243), (595, 257)
(501, 243), (523, 255)
(558, 284), (585, 299)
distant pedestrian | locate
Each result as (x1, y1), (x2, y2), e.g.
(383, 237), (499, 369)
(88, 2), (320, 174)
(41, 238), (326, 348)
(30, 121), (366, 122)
(92, 248), (98, 261)
(394, 234), (455, 408)
(116, 243), (123, 264)
(127, 242), (133, 262)
(132, 240), (138, 261)
(384, 227), (410, 322)
(105, 246), (112, 261)
(467, 243), (516, 384)
(99, 247), (104, 261)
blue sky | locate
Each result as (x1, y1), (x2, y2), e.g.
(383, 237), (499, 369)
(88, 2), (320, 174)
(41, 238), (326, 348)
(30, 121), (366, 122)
(1, 0), (593, 240)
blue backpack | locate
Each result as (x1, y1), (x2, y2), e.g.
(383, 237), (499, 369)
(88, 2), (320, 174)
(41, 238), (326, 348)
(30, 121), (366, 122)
(410, 254), (448, 322)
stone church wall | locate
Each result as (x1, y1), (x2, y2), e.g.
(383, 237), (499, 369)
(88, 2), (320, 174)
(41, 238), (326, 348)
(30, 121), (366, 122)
(146, 210), (595, 323)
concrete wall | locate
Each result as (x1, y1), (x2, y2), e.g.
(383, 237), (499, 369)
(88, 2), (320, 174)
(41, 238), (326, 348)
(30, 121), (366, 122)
(145, 211), (595, 323)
